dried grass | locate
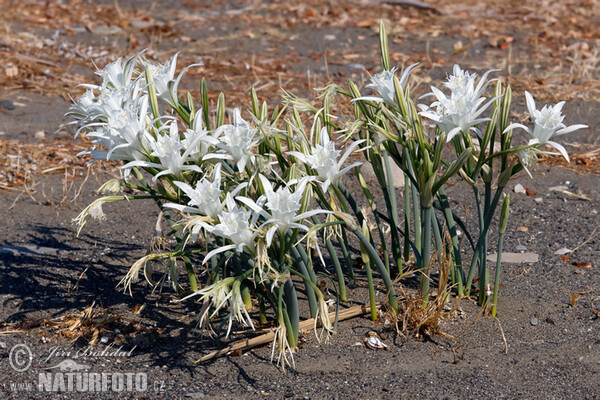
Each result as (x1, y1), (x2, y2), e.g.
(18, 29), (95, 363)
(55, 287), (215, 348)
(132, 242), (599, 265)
(537, 147), (600, 175)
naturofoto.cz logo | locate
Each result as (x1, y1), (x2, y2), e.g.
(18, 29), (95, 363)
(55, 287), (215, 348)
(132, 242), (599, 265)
(38, 371), (148, 392)
(6, 342), (151, 393)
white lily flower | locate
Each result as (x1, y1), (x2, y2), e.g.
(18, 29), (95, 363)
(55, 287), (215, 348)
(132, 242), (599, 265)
(353, 63), (419, 106)
(504, 91), (587, 162)
(177, 276), (253, 337)
(143, 53), (203, 108)
(237, 175), (329, 246)
(122, 121), (202, 181)
(165, 164), (224, 219)
(419, 64), (499, 141)
(199, 194), (260, 263)
(84, 95), (152, 160)
(210, 108), (260, 172)
(228, 279), (255, 336)
(182, 111), (220, 163)
(288, 127), (365, 191)
(95, 53), (140, 92)
(516, 149), (536, 179)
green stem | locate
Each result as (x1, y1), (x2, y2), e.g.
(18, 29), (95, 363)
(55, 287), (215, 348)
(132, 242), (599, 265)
(420, 206), (433, 304)
(403, 172), (411, 261)
(365, 257), (377, 321)
(431, 213), (444, 271)
(325, 238), (347, 302)
(355, 167), (391, 274)
(351, 227), (398, 312)
(436, 186), (464, 295)
(339, 229), (355, 280)
(406, 155), (421, 255)
(491, 233), (504, 317)
(465, 187), (505, 296)
(290, 245), (318, 318)
(382, 149), (403, 275)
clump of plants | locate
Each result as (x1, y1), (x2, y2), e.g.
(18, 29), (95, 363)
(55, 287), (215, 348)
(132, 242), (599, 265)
(68, 22), (586, 365)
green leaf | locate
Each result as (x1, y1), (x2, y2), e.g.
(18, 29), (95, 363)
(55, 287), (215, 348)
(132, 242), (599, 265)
(432, 147), (471, 194)
(283, 279), (300, 347)
(378, 20), (391, 71)
(216, 93), (225, 127)
(499, 194), (510, 234)
(200, 78), (210, 129)
(250, 87), (259, 117)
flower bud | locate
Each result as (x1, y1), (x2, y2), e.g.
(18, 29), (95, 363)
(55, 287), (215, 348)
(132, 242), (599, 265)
(499, 194), (510, 235)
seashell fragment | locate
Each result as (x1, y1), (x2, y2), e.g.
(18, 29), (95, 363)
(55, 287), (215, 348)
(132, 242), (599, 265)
(364, 336), (388, 350)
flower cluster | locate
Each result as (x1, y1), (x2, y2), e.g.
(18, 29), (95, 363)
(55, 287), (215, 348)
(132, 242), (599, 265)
(69, 26), (587, 366)
(70, 51), (364, 365)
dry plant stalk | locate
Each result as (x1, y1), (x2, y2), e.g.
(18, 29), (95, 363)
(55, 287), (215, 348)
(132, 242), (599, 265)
(196, 303), (379, 363)
(390, 242), (458, 339)
(38, 302), (127, 344)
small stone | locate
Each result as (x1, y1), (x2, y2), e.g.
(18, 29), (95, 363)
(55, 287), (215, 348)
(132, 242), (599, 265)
(534, 197), (543, 203)
(549, 185), (569, 192)
(554, 247), (571, 255)
(130, 20), (154, 29)
(346, 63), (365, 70)
(487, 252), (539, 263)
(530, 317), (539, 326)
(34, 130), (45, 139)
(324, 34), (336, 41)
(514, 183), (526, 194)
(94, 26), (122, 35)
(0, 100), (15, 110)
(100, 336), (109, 344)
(515, 244), (527, 252)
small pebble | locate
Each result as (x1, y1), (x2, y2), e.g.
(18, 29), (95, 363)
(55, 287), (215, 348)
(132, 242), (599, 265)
(0, 100), (15, 110)
(515, 244), (527, 252)
(554, 247), (571, 255)
(534, 197), (543, 203)
(530, 317), (539, 326)
(34, 130), (45, 139)
(514, 183), (526, 194)
(100, 336), (109, 344)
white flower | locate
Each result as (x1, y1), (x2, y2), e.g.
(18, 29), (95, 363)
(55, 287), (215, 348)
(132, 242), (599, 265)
(143, 53), (202, 108)
(237, 175), (329, 246)
(95, 54), (140, 92)
(182, 111), (219, 163)
(516, 148), (536, 178)
(210, 108), (260, 172)
(288, 128), (365, 191)
(199, 194), (260, 263)
(228, 279), (254, 335)
(177, 276), (253, 337)
(419, 64), (498, 141)
(504, 91), (587, 162)
(165, 164), (224, 219)
(123, 121), (202, 181)
(353, 64), (418, 106)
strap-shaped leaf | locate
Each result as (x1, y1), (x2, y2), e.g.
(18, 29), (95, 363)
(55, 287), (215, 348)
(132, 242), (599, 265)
(432, 147), (471, 195)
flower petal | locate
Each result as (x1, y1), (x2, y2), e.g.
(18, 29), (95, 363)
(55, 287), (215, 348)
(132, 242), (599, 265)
(546, 140), (570, 162)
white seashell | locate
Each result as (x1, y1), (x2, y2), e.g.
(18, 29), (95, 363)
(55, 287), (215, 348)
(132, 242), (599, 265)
(365, 336), (387, 350)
